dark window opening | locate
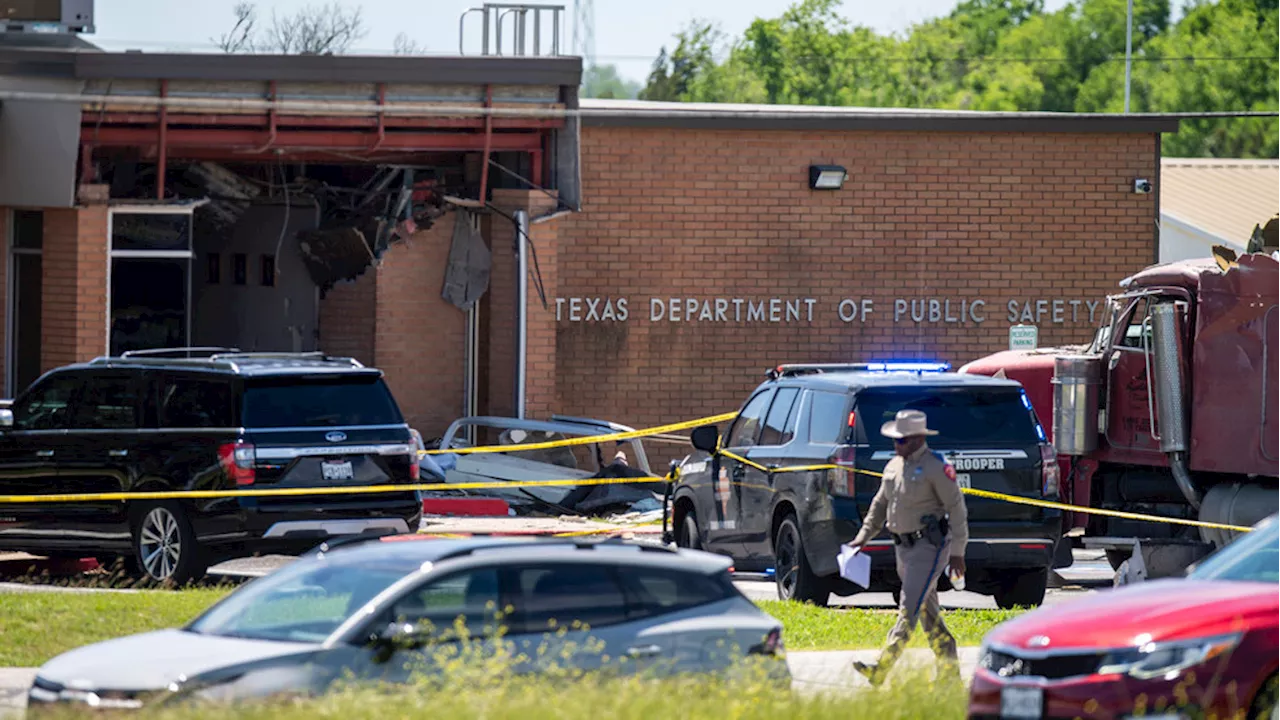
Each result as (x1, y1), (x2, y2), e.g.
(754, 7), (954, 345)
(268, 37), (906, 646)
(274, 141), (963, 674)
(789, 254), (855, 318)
(109, 258), (188, 356)
(206, 253), (221, 284)
(12, 210), (43, 250)
(233, 253), (247, 285)
(261, 255), (276, 287)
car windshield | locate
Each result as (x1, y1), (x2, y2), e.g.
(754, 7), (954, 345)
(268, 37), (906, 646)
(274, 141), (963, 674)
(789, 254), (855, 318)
(242, 376), (404, 428)
(186, 556), (412, 643)
(856, 387), (1043, 449)
(1188, 516), (1279, 584)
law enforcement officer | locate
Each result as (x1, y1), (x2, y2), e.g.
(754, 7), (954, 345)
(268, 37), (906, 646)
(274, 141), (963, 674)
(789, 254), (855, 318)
(846, 409), (969, 686)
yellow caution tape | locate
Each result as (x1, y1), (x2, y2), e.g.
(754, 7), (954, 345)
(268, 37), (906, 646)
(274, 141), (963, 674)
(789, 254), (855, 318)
(0, 475), (671, 504)
(421, 412), (738, 456)
(713, 450), (1253, 533)
(0, 405), (1252, 535)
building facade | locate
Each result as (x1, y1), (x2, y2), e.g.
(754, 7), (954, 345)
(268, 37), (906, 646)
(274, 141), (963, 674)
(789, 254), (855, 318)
(553, 105), (1171, 430)
(0, 40), (1177, 443)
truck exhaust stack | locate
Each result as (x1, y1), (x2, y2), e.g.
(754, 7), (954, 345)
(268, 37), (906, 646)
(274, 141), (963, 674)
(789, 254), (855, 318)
(1147, 302), (1200, 511)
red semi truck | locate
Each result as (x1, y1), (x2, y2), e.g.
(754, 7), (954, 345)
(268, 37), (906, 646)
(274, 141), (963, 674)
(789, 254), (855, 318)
(960, 252), (1278, 573)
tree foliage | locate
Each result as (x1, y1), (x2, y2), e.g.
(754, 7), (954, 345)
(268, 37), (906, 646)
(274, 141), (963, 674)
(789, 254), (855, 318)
(582, 64), (643, 99)
(640, 0), (1278, 157)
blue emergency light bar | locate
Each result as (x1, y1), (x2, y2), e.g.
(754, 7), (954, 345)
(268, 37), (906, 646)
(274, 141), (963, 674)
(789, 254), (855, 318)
(769, 362), (951, 379)
(864, 362), (952, 373)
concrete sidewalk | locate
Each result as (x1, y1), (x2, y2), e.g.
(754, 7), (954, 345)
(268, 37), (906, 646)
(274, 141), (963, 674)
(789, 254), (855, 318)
(0, 649), (982, 713)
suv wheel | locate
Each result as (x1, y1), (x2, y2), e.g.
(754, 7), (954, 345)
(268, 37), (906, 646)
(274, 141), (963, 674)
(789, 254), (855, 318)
(993, 568), (1048, 609)
(676, 509), (702, 550)
(774, 515), (829, 607)
(132, 502), (206, 585)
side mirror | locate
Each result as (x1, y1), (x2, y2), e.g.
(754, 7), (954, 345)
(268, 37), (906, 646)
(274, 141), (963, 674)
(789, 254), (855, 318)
(690, 425), (719, 453)
(0, 409), (13, 428)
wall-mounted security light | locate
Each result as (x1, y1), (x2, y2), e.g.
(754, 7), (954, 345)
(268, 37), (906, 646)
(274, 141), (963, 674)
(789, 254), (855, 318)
(809, 165), (848, 190)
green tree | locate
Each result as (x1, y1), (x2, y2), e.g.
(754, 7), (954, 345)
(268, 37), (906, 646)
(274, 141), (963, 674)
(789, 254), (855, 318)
(639, 21), (722, 101)
(582, 64), (642, 99)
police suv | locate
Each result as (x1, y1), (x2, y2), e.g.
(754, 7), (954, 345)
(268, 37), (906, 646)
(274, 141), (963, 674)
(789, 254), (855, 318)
(667, 362), (1065, 609)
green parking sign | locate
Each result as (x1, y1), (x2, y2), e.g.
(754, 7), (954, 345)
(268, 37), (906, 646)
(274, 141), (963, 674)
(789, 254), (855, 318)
(1009, 324), (1038, 350)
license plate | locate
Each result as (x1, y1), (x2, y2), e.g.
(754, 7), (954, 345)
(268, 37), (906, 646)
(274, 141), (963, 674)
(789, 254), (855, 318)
(321, 461), (354, 481)
(1000, 685), (1043, 720)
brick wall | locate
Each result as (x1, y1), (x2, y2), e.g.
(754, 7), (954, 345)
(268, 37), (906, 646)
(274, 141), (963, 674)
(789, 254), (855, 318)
(556, 127), (1159, 432)
(318, 272), (376, 368)
(41, 205), (108, 371)
(371, 212), (468, 440)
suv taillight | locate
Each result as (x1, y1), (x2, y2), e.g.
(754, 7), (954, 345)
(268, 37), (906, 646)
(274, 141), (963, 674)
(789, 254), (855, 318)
(827, 446), (857, 496)
(1040, 444), (1060, 497)
(409, 429), (424, 482)
(218, 442), (257, 486)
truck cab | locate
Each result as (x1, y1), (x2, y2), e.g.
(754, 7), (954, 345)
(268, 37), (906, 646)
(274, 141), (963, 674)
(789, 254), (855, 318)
(961, 253), (1279, 566)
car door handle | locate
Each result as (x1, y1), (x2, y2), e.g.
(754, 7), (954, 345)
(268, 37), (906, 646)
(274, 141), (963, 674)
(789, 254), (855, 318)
(626, 644), (662, 658)
(35, 449), (54, 458)
(108, 449), (128, 457)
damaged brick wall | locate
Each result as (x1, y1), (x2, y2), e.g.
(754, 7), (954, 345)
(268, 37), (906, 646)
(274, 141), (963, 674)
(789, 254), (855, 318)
(372, 212), (468, 440)
(318, 273), (376, 368)
(556, 127), (1160, 433)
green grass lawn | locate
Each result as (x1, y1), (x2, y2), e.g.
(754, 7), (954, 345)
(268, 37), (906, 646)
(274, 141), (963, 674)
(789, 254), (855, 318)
(0, 587), (1019, 667)
(0, 587), (231, 667)
(755, 600), (1019, 651)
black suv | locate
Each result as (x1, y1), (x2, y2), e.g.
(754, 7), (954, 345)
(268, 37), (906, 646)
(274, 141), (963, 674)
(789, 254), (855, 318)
(0, 349), (422, 583)
(667, 362), (1065, 609)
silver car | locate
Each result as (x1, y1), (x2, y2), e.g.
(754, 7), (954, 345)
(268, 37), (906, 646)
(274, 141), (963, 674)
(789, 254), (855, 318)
(27, 537), (788, 711)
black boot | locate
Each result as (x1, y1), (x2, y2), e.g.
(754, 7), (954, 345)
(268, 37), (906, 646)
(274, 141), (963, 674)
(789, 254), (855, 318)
(852, 660), (887, 687)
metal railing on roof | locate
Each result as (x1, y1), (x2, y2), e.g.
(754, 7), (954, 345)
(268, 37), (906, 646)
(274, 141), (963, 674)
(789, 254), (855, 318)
(459, 3), (565, 57)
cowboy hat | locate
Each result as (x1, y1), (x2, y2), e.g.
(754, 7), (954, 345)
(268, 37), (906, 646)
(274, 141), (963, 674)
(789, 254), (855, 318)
(880, 409), (938, 439)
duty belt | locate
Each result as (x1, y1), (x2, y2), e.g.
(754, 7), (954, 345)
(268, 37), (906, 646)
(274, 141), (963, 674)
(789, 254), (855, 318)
(890, 529), (926, 546)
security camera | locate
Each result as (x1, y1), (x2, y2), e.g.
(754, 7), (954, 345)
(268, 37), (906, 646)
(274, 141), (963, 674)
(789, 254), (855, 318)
(1134, 179), (1152, 195)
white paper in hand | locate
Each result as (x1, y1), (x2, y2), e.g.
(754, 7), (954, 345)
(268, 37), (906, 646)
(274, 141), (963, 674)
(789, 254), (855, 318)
(837, 544), (871, 589)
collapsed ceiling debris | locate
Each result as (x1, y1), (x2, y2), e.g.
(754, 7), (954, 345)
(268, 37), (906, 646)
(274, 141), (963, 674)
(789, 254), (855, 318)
(169, 162), (450, 293)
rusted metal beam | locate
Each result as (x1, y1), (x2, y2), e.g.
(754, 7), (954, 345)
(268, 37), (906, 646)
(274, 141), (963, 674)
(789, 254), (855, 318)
(368, 83), (387, 153)
(246, 80), (278, 154)
(79, 114), (563, 131)
(82, 126), (544, 153)
(157, 79), (168, 199)
(478, 84), (493, 203)
(530, 147), (543, 188)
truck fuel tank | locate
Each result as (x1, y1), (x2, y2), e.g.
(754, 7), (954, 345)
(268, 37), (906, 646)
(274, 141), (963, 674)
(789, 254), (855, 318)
(1051, 354), (1103, 456)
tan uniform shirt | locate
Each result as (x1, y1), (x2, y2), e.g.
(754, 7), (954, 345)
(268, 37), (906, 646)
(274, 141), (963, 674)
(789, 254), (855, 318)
(852, 443), (969, 551)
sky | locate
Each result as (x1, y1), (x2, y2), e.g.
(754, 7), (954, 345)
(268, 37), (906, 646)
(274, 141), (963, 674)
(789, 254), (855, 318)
(89, 0), (1075, 84)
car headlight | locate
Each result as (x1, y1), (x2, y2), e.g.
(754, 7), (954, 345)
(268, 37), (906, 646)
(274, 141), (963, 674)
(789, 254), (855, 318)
(1098, 632), (1243, 681)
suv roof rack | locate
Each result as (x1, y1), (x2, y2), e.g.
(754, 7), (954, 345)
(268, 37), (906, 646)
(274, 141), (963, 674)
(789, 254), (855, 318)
(768, 362), (952, 379)
(120, 347), (241, 358)
(88, 350), (366, 372)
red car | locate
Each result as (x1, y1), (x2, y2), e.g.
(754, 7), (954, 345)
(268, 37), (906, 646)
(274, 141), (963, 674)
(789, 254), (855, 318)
(970, 515), (1279, 720)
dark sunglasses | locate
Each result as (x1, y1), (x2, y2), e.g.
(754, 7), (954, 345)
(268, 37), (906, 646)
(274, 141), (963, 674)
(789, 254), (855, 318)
(893, 437), (913, 445)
